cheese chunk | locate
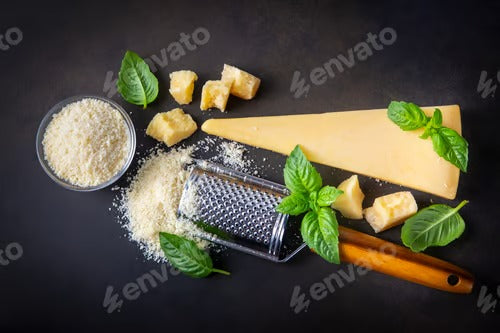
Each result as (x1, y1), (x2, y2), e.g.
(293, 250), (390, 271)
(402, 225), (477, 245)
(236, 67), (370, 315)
(146, 108), (197, 147)
(169, 70), (198, 105)
(201, 105), (462, 199)
(200, 80), (231, 111)
(221, 64), (261, 100)
(363, 191), (418, 233)
(331, 175), (364, 219)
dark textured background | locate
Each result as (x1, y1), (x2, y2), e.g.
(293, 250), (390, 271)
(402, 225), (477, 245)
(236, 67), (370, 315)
(1, 0), (499, 331)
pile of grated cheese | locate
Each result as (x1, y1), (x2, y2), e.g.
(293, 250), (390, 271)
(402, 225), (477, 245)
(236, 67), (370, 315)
(115, 139), (256, 262)
(118, 147), (207, 262)
(42, 98), (130, 187)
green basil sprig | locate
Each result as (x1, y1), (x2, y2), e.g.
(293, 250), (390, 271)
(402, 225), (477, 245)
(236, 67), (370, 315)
(401, 200), (468, 252)
(117, 50), (159, 109)
(276, 145), (343, 264)
(387, 101), (469, 172)
(159, 232), (230, 278)
(387, 101), (429, 130)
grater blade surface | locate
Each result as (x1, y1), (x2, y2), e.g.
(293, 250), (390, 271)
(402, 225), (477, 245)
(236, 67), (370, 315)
(178, 160), (305, 262)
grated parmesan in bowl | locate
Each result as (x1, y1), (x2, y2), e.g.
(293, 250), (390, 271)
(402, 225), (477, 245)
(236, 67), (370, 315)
(36, 96), (136, 191)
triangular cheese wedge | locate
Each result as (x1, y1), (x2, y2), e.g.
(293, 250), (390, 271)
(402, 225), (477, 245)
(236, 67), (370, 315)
(202, 106), (462, 199)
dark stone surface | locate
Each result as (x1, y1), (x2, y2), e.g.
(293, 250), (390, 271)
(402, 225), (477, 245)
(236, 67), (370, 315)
(1, 0), (499, 331)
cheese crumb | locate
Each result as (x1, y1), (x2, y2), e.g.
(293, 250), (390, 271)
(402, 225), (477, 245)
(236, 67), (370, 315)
(221, 64), (261, 100)
(146, 108), (197, 147)
(363, 191), (418, 233)
(200, 80), (231, 111)
(42, 98), (130, 187)
(169, 70), (198, 105)
(220, 141), (249, 171)
(331, 175), (365, 220)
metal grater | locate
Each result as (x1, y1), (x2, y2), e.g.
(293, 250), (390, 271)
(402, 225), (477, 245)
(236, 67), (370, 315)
(178, 160), (306, 262)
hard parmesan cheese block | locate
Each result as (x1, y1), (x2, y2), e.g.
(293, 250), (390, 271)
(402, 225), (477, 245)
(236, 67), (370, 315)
(331, 175), (364, 219)
(146, 108), (197, 147)
(169, 70), (198, 104)
(200, 80), (231, 111)
(221, 64), (261, 100)
(201, 105), (462, 199)
(363, 191), (418, 233)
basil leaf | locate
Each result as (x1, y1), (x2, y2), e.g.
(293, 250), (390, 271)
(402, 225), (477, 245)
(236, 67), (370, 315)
(301, 209), (340, 264)
(430, 108), (443, 127)
(279, 145), (341, 265)
(388, 101), (469, 172)
(284, 145), (322, 194)
(117, 50), (159, 109)
(308, 191), (319, 212)
(317, 208), (340, 264)
(431, 127), (469, 172)
(317, 186), (344, 207)
(420, 108), (443, 139)
(388, 101), (429, 131)
(159, 232), (230, 278)
(401, 200), (468, 252)
(276, 192), (309, 215)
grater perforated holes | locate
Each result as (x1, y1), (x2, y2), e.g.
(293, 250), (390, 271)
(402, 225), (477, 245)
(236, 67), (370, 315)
(187, 171), (282, 245)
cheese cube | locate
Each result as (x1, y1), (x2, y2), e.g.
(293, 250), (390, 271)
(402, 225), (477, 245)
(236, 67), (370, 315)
(363, 191), (418, 233)
(169, 70), (198, 105)
(146, 108), (197, 147)
(200, 80), (231, 111)
(221, 64), (261, 100)
(331, 175), (365, 219)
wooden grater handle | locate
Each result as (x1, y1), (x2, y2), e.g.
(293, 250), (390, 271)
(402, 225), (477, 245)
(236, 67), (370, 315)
(337, 226), (474, 294)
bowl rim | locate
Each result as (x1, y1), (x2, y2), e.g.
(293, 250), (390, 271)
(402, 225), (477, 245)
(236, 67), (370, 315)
(36, 95), (136, 192)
